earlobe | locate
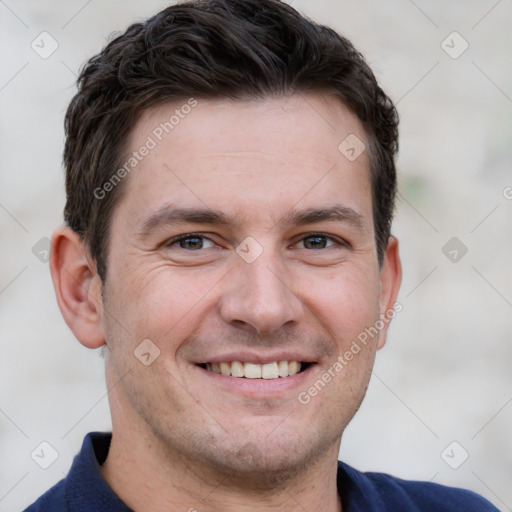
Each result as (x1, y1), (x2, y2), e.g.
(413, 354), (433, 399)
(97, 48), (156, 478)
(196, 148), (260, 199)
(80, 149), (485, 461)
(49, 226), (106, 349)
(376, 236), (402, 350)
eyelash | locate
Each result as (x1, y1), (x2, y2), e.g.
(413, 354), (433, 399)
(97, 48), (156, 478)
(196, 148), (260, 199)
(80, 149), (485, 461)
(163, 233), (213, 250)
(296, 233), (345, 249)
(166, 232), (348, 250)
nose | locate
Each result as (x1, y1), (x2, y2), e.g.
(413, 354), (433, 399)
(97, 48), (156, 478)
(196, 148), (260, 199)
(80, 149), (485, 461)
(218, 253), (304, 335)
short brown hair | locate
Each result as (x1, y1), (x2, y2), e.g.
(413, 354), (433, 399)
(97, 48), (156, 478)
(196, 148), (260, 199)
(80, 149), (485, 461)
(64, 0), (399, 280)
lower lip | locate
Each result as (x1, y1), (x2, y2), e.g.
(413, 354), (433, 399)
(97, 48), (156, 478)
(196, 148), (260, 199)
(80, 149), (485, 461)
(194, 364), (316, 397)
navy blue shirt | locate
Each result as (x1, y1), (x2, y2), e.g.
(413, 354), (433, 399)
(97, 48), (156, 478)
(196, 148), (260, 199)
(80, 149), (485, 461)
(23, 432), (499, 511)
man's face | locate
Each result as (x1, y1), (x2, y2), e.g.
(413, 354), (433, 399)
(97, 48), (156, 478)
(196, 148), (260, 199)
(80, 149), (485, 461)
(100, 94), (399, 480)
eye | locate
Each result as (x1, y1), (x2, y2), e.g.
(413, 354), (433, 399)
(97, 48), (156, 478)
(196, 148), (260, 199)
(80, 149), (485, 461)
(169, 234), (215, 250)
(296, 234), (337, 250)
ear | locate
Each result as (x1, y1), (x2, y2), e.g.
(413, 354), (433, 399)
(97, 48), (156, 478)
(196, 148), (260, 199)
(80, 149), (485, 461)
(49, 226), (106, 349)
(376, 236), (402, 350)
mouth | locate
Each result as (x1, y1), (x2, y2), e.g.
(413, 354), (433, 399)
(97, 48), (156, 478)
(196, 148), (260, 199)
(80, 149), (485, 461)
(198, 361), (312, 379)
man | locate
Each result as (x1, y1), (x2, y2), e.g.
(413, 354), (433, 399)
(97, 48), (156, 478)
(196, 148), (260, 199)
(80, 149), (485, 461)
(24, 0), (498, 510)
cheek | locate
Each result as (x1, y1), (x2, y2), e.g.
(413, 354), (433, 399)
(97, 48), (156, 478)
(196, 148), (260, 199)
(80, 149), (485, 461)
(105, 264), (222, 347)
(297, 265), (380, 347)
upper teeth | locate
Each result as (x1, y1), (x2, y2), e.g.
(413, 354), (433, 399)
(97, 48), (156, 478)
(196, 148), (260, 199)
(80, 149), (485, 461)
(206, 361), (302, 379)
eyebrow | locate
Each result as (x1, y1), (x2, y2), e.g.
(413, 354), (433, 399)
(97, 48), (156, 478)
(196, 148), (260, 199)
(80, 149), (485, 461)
(137, 204), (366, 239)
(137, 206), (231, 238)
(278, 205), (366, 232)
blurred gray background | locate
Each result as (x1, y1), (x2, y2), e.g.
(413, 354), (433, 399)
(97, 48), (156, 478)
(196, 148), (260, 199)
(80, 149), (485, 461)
(1, 0), (511, 510)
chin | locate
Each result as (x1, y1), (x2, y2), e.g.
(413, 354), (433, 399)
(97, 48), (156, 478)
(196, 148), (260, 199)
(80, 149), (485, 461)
(195, 428), (335, 490)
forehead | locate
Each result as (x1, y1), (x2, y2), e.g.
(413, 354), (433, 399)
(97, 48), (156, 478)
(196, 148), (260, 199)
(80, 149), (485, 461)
(115, 94), (373, 232)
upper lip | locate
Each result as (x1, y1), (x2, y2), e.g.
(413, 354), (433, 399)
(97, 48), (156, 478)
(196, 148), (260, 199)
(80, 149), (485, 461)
(195, 351), (317, 365)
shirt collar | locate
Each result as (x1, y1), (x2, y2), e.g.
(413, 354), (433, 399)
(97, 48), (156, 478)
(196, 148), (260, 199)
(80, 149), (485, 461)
(65, 432), (132, 512)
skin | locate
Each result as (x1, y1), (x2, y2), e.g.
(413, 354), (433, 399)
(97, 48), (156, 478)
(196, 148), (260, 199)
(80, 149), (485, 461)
(50, 94), (402, 512)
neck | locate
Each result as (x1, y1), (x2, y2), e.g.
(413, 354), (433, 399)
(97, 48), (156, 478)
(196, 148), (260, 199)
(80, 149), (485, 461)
(101, 416), (342, 512)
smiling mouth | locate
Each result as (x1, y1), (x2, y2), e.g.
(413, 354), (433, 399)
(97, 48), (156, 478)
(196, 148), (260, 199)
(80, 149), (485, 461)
(199, 361), (311, 379)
